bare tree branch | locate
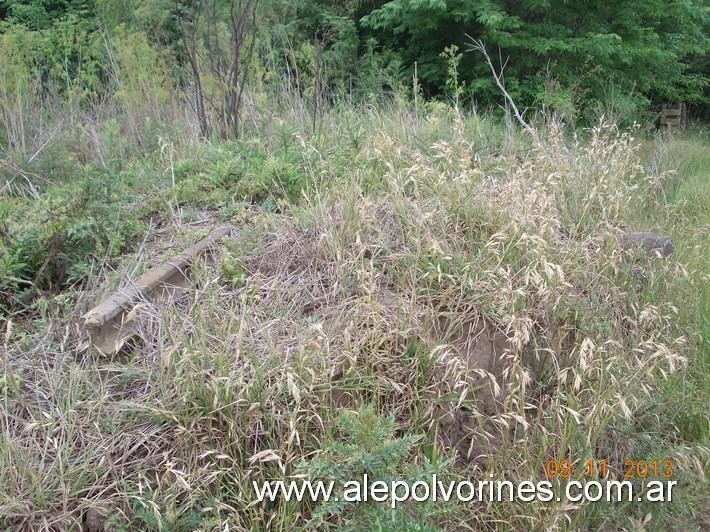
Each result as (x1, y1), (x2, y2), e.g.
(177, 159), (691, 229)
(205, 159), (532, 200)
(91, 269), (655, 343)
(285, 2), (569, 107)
(466, 36), (535, 135)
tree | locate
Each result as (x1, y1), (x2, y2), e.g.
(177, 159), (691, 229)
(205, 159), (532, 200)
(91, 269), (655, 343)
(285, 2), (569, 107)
(176, 0), (259, 138)
(361, 0), (709, 116)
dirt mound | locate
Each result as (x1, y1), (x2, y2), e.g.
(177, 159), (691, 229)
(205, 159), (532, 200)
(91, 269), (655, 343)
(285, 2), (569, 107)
(431, 318), (513, 465)
(236, 207), (518, 465)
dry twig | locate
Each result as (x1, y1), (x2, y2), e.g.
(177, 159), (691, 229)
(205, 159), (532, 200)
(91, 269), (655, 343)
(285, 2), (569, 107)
(466, 37), (536, 136)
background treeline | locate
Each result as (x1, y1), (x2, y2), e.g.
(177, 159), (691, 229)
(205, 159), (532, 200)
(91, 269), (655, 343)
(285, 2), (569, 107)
(0, 0), (708, 147)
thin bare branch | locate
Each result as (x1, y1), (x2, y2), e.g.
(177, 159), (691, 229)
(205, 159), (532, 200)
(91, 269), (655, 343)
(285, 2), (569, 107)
(466, 36), (535, 135)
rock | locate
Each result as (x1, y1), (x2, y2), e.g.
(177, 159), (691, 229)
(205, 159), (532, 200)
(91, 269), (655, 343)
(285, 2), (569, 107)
(621, 231), (674, 258)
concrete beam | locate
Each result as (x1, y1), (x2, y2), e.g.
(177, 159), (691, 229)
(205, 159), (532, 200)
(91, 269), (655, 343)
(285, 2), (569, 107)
(82, 226), (232, 354)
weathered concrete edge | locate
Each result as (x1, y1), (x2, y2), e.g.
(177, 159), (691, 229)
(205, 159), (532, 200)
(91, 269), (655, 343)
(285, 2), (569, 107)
(82, 225), (233, 329)
(620, 231), (674, 258)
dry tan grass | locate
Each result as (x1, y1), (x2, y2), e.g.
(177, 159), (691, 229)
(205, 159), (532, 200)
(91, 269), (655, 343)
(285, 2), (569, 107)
(1, 109), (702, 530)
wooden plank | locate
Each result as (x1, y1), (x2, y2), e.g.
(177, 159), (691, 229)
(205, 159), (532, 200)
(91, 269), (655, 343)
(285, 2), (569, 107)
(82, 226), (233, 353)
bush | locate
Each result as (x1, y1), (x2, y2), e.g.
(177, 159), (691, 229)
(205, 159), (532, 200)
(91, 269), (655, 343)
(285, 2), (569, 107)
(0, 170), (146, 311)
(300, 405), (448, 530)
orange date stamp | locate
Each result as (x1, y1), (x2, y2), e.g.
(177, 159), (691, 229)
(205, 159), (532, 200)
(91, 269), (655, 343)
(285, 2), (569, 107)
(545, 459), (674, 479)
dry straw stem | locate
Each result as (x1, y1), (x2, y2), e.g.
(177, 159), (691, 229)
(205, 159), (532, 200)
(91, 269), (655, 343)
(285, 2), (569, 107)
(0, 158), (51, 199)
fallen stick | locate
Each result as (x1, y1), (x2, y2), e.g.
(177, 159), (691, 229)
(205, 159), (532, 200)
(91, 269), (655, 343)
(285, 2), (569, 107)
(82, 226), (232, 354)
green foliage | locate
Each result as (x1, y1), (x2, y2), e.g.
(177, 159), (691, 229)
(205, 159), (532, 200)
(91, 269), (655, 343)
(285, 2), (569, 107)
(273, 0), (360, 92)
(0, 124), (316, 313)
(0, 25), (39, 151)
(356, 37), (403, 101)
(4, 0), (707, 120)
(37, 14), (102, 101)
(0, 9), (102, 98)
(219, 251), (246, 287)
(0, 8), (103, 153)
(95, 0), (180, 47)
(299, 405), (448, 530)
(362, 0), (709, 116)
(0, 170), (146, 311)
(1, 0), (95, 30)
(107, 489), (207, 531)
(109, 26), (171, 110)
(440, 45), (464, 109)
(172, 141), (309, 207)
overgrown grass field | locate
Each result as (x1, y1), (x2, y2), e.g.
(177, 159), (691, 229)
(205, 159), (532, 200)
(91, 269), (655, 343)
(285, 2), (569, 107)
(1, 100), (708, 530)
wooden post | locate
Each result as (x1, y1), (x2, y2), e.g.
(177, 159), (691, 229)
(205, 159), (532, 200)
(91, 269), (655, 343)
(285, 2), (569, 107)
(658, 103), (686, 130)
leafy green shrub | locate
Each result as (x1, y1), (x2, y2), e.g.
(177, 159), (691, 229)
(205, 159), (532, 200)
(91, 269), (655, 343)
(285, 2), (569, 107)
(300, 405), (448, 530)
(172, 141), (310, 207)
(362, 0), (709, 116)
(0, 171), (145, 311)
